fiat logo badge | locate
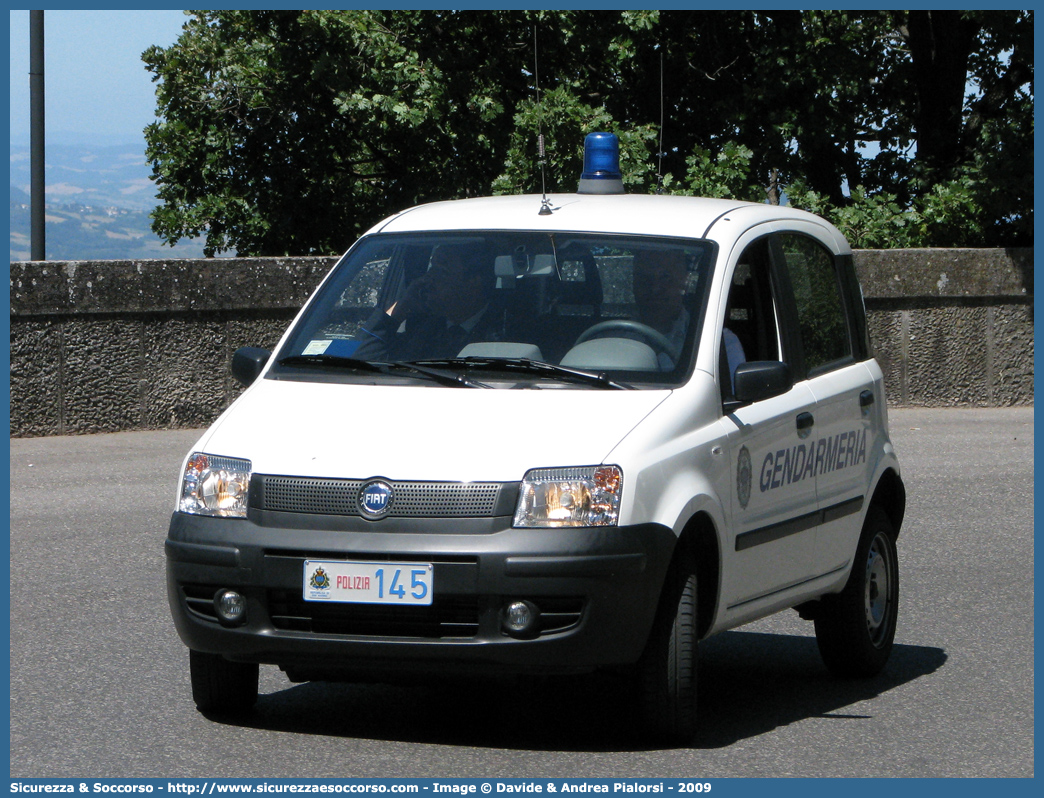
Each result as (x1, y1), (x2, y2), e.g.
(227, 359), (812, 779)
(359, 480), (393, 519)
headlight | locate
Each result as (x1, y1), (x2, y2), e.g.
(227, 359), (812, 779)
(180, 452), (251, 518)
(514, 465), (622, 528)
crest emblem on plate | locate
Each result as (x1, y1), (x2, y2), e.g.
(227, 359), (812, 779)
(359, 479), (393, 519)
(309, 566), (331, 590)
(737, 446), (752, 509)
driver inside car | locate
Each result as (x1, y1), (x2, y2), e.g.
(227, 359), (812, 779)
(630, 249), (745, 373)
(628, 249), (691, 370)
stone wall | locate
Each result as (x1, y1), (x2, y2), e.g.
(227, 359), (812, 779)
(9, 248), (1033, 437)
(9, 257), (335, 437)
(855, 249), (1033, 406)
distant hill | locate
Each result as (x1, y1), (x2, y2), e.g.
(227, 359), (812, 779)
(10, 139), (213, 260)
(10, 199), (210, 261)
(10, 141), (158, 213)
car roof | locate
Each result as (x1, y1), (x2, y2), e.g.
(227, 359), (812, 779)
(366, 192), (847, 251)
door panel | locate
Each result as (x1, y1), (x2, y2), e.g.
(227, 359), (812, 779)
(775, 232), (868, 580)
(722, 384), (819, 608)
(717, 234), (817, 610)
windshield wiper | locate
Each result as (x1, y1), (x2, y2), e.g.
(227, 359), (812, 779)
(277, 354), (488, 388)
(388, 361), (492, 388)
(407, 357), (632, 390)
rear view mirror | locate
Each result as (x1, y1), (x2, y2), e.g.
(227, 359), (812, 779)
(733, 361), (792, 404)
(231, 347), (271, 387)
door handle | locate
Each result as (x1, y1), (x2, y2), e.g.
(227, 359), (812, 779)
(796, 412), (815, 438)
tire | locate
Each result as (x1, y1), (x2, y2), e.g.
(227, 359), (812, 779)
(189, 650), (259, 715)
(814, 506), (899, 677)
(638, 550), (698, 743)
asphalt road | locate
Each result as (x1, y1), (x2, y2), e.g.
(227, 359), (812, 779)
(8, 408), (1034, 778)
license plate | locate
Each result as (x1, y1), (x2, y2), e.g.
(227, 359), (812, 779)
(303, 560), (434, 605)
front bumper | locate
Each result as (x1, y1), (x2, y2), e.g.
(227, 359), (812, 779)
(165, 511), (677, 679)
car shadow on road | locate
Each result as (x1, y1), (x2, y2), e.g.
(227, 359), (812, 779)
(208, 630), (946, 752)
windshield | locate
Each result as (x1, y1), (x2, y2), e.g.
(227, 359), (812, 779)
(272, 232), (715, 388)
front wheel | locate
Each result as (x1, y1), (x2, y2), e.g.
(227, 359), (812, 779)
(637, 550), (698, 743)
(189, 650), (259, 715)
(814, 506), (899, 677)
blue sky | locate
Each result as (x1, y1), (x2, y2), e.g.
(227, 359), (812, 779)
(9, 9), (189, 146)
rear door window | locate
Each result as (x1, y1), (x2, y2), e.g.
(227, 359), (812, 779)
(779, 234), (852, 376)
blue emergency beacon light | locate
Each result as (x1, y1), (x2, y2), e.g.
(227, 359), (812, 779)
(577, 132), (625, 194)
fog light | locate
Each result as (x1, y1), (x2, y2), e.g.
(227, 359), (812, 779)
(503, 600), (540, 637)
(214, 589), (246, 625)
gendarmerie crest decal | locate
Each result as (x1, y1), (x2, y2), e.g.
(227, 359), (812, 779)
(737, 446), (752, 509)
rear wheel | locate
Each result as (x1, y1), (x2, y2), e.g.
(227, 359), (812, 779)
(189, 650), (259, 714)
(638, 550), (698, 743)
(814, 506), (899, 677)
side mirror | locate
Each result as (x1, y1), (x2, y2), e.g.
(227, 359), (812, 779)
(231, 347), (271, 387)
(733, 360), (793, 404)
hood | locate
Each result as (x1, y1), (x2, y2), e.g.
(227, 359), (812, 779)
(195, 379), (671, 482)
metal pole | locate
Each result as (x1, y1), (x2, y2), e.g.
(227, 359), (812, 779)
(30, 10), (45, 261)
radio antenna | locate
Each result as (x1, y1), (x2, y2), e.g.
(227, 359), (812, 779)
(656, 50), (666, 195)
(534, 25), (553, 215)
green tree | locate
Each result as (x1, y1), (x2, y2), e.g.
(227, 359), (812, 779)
(492, 87), (660, 196)
(145, 10), (533, 255)
(144, 10), (1032, 255)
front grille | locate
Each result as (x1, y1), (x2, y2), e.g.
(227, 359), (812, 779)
(268, 589), (480, 638)
(257, 475), (503, 518)
(263, 548), (478, 565)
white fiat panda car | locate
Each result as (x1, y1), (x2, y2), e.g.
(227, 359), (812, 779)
(166, 133), (905, 742)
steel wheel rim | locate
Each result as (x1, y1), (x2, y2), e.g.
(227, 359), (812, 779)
(864, 532), (893, 647)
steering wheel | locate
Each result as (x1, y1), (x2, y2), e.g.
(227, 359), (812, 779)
(574, 319), (676, 356)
